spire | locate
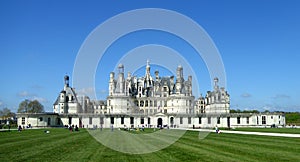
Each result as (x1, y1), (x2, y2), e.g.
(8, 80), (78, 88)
(214, 77), (219, 91)
(145, 59), (153, 89)
(145, 59), (150, 74)
(64, 75), (69, 90)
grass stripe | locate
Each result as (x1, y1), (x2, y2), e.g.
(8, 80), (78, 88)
(0, 128), (299, 161)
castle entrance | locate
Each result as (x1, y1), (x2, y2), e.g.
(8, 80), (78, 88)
(157, 118), (163, 128)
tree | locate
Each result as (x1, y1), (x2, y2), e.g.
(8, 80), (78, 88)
(18, 99), (44, 113)
(28, 100), (44, 113)
(230, 109), (237, 113)
(18, 99), (29, 113)
(0, 107), (15, 118)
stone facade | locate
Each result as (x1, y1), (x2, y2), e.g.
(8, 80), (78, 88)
(107, 61), (194, 116)
(17, 61), (285, 129)
(53, 75), (81, 114)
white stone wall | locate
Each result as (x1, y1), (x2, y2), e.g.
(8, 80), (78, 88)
(17, 113), (286, 129)
(17, 114), (58, 128)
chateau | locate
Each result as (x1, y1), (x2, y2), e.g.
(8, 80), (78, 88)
(17, 61), (285, 128)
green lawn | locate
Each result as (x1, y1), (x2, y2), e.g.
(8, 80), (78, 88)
(285, 112), (300, 125)
(0, 128), (299, 161)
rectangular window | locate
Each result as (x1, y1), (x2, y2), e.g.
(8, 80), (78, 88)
(130, 117), (134, 125)
(110, 117), (114, 124)
(262, 116), (266, 124)
(199, 117), (202, 124)
(208, 117), (211, 124)
(89, 117), (92, 125)
(57, 118), (61, 125)
(180, 117), (183, 124)
(271, 116), (273, 119)
(237, 117), (241, 124)
(148, 117), (151, 125)
(257, 116), (259, 125)
(121, 117), (124, 125)
(217, 117), (220, 124)
(69, 117), (72, 125)
(246, 117), (249, 124)
(39, 117), (43, 122)
(141, 117), (144, 124)
(22, 117), (25, 125)
(100, 117), (104, 124)
(188, 117), (191, 124)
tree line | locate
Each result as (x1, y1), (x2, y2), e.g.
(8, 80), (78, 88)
(0, 99), (44, 119)
(17, 99), (44, 113)
(229, 109), (284, 113)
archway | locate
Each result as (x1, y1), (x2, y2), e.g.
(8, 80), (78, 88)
(157, 118), (163, 128)
(170, 117), (174, 127)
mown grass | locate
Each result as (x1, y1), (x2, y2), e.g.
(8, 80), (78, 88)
(0, 128), (299, 161)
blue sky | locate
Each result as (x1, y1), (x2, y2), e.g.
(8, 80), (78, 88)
(0, 0), (299, 112)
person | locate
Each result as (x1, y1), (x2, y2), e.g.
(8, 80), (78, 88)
(69, 125), (73, 132)
(75, 125), (79, 131)
(18, 125), (22, 132)
(215, 126), (219, 134)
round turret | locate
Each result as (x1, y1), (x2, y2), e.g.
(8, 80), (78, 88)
(110, 72), (115, 78)
(177, 65), (183, 69)
(118, 63), (124, 69)
(118, 64), (124, 73)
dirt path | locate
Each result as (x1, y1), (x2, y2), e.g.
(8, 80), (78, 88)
(176, 128), (300, 138)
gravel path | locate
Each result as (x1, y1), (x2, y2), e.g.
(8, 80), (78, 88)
(176, 128), (300, 138)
